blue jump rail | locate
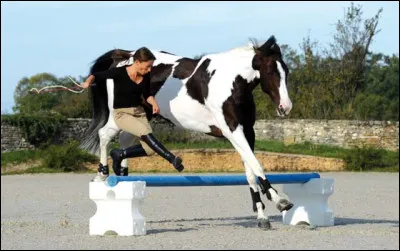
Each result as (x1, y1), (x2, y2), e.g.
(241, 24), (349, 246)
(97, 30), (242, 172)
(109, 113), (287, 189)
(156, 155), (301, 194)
(106, 173), (320, 187)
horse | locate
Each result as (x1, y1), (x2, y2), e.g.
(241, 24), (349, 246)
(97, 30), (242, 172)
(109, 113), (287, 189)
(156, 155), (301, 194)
(80, 35), (294, 229)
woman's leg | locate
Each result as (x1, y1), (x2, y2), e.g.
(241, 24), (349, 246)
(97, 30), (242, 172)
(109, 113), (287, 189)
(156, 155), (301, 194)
(140, 133), (184, 172)
(111, 107), (149, 175)
(110, 144), (147, 175)
(111, 107), (184, 175)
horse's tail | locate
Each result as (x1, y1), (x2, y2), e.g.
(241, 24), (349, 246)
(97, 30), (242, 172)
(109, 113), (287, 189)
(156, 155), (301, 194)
(79, 49), (132, 155)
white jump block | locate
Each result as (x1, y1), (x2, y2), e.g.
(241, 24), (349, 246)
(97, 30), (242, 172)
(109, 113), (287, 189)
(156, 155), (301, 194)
(89, 181), (147, 236)
(282, 178), (334, 226)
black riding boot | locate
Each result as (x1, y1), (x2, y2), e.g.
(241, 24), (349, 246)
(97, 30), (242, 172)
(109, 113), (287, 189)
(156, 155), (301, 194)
(110, 144), (147, 176)
(140, 133), (184, 172)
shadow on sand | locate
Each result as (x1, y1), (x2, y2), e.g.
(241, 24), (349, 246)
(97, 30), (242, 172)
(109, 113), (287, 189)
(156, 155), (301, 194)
(145, 215), (399, 234)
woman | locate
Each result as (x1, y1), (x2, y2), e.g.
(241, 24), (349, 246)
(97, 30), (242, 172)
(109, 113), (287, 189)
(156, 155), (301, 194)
(81, 47), (184, 179)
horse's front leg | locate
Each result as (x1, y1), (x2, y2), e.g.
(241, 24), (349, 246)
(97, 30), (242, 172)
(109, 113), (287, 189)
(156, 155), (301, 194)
(230, 127), (293, 212)
(211, 106), (293, 213)
(242, 124), (270, 228)
(244, 161), (271, 228)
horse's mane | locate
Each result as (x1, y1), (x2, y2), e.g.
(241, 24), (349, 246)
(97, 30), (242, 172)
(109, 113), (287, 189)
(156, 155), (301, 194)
(216, 36), (278, 57)
(254, 36), (281, 57)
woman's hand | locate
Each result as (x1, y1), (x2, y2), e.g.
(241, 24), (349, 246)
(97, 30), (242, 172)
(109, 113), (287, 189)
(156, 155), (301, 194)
(147, 96), (160, 114)
(81, 75), (95, 89)
(152, 103), (160, 114)
(81, 81), (91, 89)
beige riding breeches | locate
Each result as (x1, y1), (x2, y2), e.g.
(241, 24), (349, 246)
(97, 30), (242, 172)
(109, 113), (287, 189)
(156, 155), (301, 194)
(113, 106), (155, 155)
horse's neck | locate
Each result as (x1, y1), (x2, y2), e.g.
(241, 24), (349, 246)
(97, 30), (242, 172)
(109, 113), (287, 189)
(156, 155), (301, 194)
(214, 47), (259, 83)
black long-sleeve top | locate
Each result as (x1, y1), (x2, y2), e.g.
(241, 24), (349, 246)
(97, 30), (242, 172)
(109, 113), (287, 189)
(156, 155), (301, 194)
(92, 66), (151, 109)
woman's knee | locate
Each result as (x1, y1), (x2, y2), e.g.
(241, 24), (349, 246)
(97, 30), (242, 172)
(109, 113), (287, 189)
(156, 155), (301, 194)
(141, 142), (155, 156)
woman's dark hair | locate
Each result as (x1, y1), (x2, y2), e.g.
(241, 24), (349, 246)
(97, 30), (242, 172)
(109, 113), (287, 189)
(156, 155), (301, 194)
(133, 47), (156, 62)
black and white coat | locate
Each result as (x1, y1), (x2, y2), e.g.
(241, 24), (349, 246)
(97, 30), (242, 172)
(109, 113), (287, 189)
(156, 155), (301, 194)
(81, 36), (293, 228)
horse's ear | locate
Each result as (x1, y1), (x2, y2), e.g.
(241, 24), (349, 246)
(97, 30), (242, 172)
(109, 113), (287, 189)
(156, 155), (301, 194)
(271, 43), (282, 57)
(252, 50), (262, 70)
(259, 36), (282, 57)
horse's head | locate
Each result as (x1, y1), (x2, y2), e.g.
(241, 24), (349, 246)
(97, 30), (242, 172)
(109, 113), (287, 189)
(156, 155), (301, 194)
(252, 36), (292, 117)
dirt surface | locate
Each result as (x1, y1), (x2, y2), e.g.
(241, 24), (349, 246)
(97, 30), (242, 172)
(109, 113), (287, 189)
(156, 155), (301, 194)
(85, 149), (345, 173)
(1, 172), (398, 250)
(1, 160), (42, 174)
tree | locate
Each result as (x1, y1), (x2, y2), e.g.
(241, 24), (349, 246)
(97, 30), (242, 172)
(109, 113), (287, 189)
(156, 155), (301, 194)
(52, 76), (92, 118)
(272, 2), (386, 120)
(327, 2), (382, 102)
(354, 53), (399, 120)
(13, 73), (61, 114)
(13, 73), (92, 117)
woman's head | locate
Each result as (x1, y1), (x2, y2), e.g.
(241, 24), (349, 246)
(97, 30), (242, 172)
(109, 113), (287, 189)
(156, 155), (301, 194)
(133, 47), (156, 75)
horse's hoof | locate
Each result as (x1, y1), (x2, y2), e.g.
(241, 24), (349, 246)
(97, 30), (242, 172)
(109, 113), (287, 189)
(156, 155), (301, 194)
(257, 218), (271, 229)
(277, 199), (294, 212)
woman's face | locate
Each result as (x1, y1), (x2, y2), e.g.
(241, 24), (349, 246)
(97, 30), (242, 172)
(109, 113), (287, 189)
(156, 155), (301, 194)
(135, 60), (154, 76)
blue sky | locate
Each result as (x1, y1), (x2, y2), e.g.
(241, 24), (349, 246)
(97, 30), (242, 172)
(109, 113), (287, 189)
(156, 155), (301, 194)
(1, 1), (399, 114)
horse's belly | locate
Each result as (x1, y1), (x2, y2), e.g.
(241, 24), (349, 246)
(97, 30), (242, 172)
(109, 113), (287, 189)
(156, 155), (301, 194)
(155, 78), (216, 133)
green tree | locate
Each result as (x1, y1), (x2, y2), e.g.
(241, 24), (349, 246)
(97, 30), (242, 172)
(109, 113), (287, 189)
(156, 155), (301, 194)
(13, 73), (61, 114)
(264, 2), (386, 120)
(13, 73), (92, 118)
(326, 2), (382, 109)
(53, 76), (92, 118)
(354, 54), (399, 120)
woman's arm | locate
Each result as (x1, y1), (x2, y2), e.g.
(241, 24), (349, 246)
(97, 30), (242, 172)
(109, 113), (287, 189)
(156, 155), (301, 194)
(146, 96), (160, 114)
(142, 73), (160, 114)
(81, 67), (122, 88)
(81, 75), (95, 89)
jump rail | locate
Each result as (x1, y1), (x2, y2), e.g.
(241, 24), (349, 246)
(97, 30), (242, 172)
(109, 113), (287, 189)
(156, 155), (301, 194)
(106, 173), (321, 187)
(89, 172), (334, 236)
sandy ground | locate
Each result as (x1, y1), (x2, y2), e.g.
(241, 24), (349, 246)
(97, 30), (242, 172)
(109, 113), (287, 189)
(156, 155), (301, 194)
(1, 172), (399, 250)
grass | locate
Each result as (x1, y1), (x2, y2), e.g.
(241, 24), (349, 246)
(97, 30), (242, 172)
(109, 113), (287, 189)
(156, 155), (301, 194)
(254, 140), (348, 158)
(3, 167), (61, 175)
(1, 149), (42, 167)
(165, 140), (233, 150)
(167, 140), (355, 159)
(1, 140), (98, 174)
(2, 139), (398, 174)
(110, 139), (352, 160)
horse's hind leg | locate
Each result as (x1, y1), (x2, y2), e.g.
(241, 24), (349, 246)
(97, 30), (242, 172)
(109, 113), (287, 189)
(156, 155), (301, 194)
(93, 117), (120, 181)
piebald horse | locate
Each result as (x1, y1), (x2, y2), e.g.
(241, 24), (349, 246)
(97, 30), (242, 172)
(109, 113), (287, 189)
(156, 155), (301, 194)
(81, 36), (294, 229)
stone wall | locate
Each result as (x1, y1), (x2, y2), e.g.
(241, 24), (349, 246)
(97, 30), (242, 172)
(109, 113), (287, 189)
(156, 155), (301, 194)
(1, 121), (36, 152)
(254, 119), (399, 151)
(1, 118), (398, 153)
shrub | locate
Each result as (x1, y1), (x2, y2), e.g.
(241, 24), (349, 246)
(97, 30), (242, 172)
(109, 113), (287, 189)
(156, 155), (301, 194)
(1, 150), (41, 167)
(1, 113), (67, 147)
(343, 146), (399, 171)
(41, 140), (98, 172)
